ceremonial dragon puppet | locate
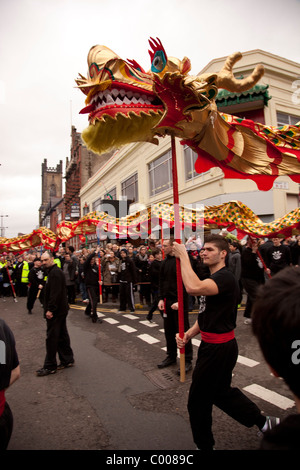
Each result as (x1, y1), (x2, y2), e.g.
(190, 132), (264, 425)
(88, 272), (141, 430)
(76, 37), (300, 191)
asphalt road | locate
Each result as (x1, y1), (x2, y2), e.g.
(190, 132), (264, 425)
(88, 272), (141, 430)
(1, 294), (296, 458)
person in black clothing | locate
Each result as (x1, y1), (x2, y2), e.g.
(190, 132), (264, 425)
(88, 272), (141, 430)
(266, 237), (292, 276)
(117, 249), (137, 313)
(228, 241), (242, 306)
(26, 257), (45, 314)
(62, 253), (77, 305)
(240, 236), (265, 324)
(1, 261), (15, 297)
(290, 235), (300, 266)
(0, 318), (20, 450)
(252, 266), (300, 450)
(157, 238), (193, 373)
(173, 234), (278, 451)
(258, 238), (273, 264)
(83, 248), (102, 323)
(36, 251), (74, 376)
(135, 246), (151, 306)
(14, 254), (29, 297)
(146, 248), (162, 322)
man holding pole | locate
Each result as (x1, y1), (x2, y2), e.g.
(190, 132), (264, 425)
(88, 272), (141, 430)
(173, 234), (279, 450)
(26, 257), (45, 314)
(157, 238), (193, 374)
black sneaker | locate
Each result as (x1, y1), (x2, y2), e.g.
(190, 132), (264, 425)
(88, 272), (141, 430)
(36, 368), (56, 376)
(157, 357), (177, 369)
(258, 416), (281, 436)
(57, 362), (75, 370)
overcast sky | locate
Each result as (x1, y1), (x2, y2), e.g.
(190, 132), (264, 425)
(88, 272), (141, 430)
(0, 0), (299, 238)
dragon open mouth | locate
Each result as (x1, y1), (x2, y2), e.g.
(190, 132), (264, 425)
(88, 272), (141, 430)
(80, 84), (164, 155)
(80, 86), (163, 123)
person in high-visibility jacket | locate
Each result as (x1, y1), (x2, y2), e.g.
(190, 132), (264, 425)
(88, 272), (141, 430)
(14, 255), (30, 297)
(0, 255), (7, 298)
(53, 256), (61, 268)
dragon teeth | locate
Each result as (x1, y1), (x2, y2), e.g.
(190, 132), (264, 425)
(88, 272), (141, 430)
(91, 88), (153, 110)
(111, 88), (119, 97)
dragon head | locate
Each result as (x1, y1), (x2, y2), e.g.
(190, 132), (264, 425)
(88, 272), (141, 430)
(76, 37), (264, 155)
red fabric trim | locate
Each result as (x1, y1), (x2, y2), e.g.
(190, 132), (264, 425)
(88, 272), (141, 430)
(200, 330), (235, 344)
(0, 389), (5, 417)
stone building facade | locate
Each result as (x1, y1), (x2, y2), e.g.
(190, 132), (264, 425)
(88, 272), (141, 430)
(39, 158), (63, 228)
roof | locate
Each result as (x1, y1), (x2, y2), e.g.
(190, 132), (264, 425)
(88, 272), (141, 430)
(216, 82), (271, 108)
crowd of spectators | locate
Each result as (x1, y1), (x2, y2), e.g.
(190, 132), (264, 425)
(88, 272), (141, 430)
(1, 233), (300, 319)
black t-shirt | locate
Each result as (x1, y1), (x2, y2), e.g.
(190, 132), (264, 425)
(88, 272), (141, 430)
(28, 267), (45, 287)
(267, 244), (291, 273)
(197, 267), (238, 334)
(0, 319), (19, 391)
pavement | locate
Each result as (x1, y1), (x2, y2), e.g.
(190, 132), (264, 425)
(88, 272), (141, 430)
(1, 294), (196, 452)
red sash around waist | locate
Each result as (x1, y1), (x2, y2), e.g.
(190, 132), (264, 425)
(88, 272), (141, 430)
(0, 389), (5, 417)
(200, 330), (235, 344)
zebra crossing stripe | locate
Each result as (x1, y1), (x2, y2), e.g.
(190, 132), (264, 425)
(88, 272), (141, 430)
(243, 384), (295, 410)
(118, 325), (137, 333)
(137, 334), (160, 344)
(123, 314), (139, 320)
(139, 320), (159, 328)
(103, 317), (119, 324)
(237, 355), (259, 367)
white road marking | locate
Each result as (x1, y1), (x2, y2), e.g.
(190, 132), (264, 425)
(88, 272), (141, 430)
(237, 355), (259, 367)
(139, 320), (159, 328)
(88, 309), (295, 412)
(192, 339), (201, 348)
(243, 384), (295, 410)
(103, 318), (119, 324)
(117, 325), (137, 333)
(137, 334), (160, 344)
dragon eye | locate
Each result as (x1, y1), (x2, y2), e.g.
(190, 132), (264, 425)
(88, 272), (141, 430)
(151, 50), (167, 73)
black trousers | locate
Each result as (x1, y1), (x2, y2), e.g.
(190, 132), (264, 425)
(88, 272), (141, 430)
(85, 286), (99, 320)
(26, 286), (44, 311)
(241, 277), (262, 318)
(66, 284), (76, 304)
(147, 289), (161, 319)
(163, 298), (193, 362)
(0, 402), (13, 450)
(188, 338), (264, 450)
(119, 281), (135, 311)
(44, 314), (74, 370)
(16, 281), (28, 297)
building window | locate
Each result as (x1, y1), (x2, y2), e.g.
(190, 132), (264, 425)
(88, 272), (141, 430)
(121, 173), (138, 202)
(184, 145), (200, 181)
(83, 204), (90, 216)
(277, 112), (299, 126)
(103, 186), (116, 200)
(92, 198), (101, 211)
(148, 150), (173, 197)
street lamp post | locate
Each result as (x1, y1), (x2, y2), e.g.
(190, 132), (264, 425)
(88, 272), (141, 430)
(0, 214), (8, 237)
